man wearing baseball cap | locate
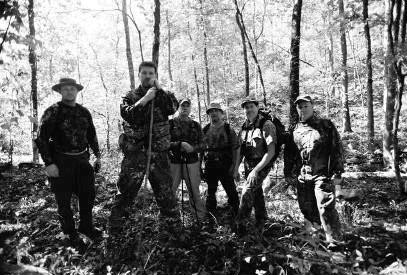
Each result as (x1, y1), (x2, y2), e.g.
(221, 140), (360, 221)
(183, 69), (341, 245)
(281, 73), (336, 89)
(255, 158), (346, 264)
(284, 94), (343, 246)
(168, 98), (208, 222)
(35, 78), (102, 244)
(234, 96), (278, 235)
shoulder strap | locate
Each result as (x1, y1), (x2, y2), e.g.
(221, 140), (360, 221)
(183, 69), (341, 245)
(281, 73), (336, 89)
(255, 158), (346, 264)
(224, 123), (231, 140)
(202, 123), (210, 134)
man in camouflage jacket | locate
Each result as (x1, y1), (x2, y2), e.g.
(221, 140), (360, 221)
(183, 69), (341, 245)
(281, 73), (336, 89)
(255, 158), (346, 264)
(109, 61), (180, 234)
(284, 95), (343, 244)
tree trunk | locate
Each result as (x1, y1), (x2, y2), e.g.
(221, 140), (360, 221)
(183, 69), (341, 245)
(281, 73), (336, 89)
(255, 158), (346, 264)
(394, 59), (406, 193)
(233, 0), (267, 105)
(91, 46), (111, 152)
(235, 11), (250, 97)
(339, 0), (352, 132)
(166, 10), (173, 82)
(198, 0), (210, 104)
(383, 0), (398, 168)
(401, 0), (407, 44)
(152, 0), (161, 69)
(122, 0), (135, 91)
(363, 0), (374, 152)
(187, 22), (202, 125)
(288, 0), (302, 127)
(128, 2), (144, 61)
(28, 0), (39, 163)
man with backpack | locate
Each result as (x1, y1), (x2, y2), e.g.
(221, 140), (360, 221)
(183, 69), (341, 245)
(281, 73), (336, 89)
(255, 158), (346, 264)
(169, 98), (208, 223)
(202, 102), (240, 217)
(234, 97), (281, 235)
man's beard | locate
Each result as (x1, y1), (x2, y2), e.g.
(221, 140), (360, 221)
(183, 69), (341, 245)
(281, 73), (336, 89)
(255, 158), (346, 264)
(142, 79), (153, 88)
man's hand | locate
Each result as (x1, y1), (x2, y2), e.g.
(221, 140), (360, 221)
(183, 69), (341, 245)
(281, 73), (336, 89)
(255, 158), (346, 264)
(246, 169), (258, 186)
(93, 158), (101, 173)
(181, 142), (194, 153)
(45, 164), (59, 178)
(134, 87), (157, 107)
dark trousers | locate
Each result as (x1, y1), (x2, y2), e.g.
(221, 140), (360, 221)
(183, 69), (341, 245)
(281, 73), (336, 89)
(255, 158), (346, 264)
(49, 152), (95, 235)
(205, 163), (239, 214)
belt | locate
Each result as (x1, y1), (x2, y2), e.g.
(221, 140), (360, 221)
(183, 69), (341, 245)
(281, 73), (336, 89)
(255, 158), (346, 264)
(59, 149), (87, 156)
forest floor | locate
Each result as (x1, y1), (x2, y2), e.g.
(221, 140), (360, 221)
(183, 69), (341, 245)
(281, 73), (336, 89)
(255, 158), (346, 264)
(1, 155), (407, 275)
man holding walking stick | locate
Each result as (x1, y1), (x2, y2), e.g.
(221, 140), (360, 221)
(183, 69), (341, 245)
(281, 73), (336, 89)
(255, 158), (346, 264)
(169, 98), (208, 223)
(108, 61), (180, 237)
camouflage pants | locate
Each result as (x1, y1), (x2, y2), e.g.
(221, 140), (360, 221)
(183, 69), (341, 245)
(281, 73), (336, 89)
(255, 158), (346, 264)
(236, 160), (272, 227)
(109, 149), (180, 232)
(297, 174), (341, 240)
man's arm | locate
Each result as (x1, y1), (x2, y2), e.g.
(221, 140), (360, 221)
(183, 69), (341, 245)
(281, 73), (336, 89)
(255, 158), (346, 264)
(86, 109), (101, 158)
(328, 120), (345, 184)
(283, 130), (302, 180)
(155, 90), (179, 117)
(35, 107), (57, 166)
(252, 121), (277, 173)
(120, 91), (146, 124)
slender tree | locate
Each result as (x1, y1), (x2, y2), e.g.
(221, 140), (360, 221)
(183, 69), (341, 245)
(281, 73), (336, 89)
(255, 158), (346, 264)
(383, 0), (398, 168)
(339, 0), (352, 132)
(129, 0), (144, 61)
(362, 0), (374, 151)
(152, 0), (161, 69)
(28, 0), (38, 163)
(198, 0), (211, 104)
(288, 0), (302, 127)
(187, 22), (202, 124)
(233, 0), (267, 105)
(235, 11), (250, 96)
(121, 0), (135, 91)
(166, 10), (173, 82)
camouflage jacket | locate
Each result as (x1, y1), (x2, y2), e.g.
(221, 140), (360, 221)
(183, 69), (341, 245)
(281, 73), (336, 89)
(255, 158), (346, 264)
(120, 85), (178, 152)
(169, 116), (204, 164)
(35, 101), (100, 166)
(284, 115), (344, 180)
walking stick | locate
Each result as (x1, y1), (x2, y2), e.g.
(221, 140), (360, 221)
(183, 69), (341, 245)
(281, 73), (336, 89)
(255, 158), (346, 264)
(137, 99), (154, 255)
(181, 171), (185, 226)
(182, 154), (200, 224)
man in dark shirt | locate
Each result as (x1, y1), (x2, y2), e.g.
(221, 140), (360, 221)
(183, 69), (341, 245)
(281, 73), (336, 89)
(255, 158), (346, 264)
(169, 98), (207, 222)
(35, 78), (102, 242)
(202, 102), (240, 217)
(284, 95), (343, 244)
(109, 61), (180, 236)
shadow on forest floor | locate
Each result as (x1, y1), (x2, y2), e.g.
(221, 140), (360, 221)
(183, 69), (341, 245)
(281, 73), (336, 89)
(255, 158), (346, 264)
(1, 165), (407, 274)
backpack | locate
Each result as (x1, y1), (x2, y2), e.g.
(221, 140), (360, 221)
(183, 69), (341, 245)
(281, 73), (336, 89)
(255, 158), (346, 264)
(242, 110), (288, 163)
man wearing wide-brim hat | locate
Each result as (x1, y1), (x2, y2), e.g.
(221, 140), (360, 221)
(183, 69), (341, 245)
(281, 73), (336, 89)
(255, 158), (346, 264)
(35, 77), (102, 244)
(201, 102), (240, 217)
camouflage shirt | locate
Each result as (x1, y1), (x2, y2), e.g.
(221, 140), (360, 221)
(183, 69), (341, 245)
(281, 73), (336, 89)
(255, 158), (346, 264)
(120, 85), (178, 152)
(35, 101), (100, 166)
(284, 115), (344, 180)
(169, 116), (204, 164)
(203, 122), (239, 166)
